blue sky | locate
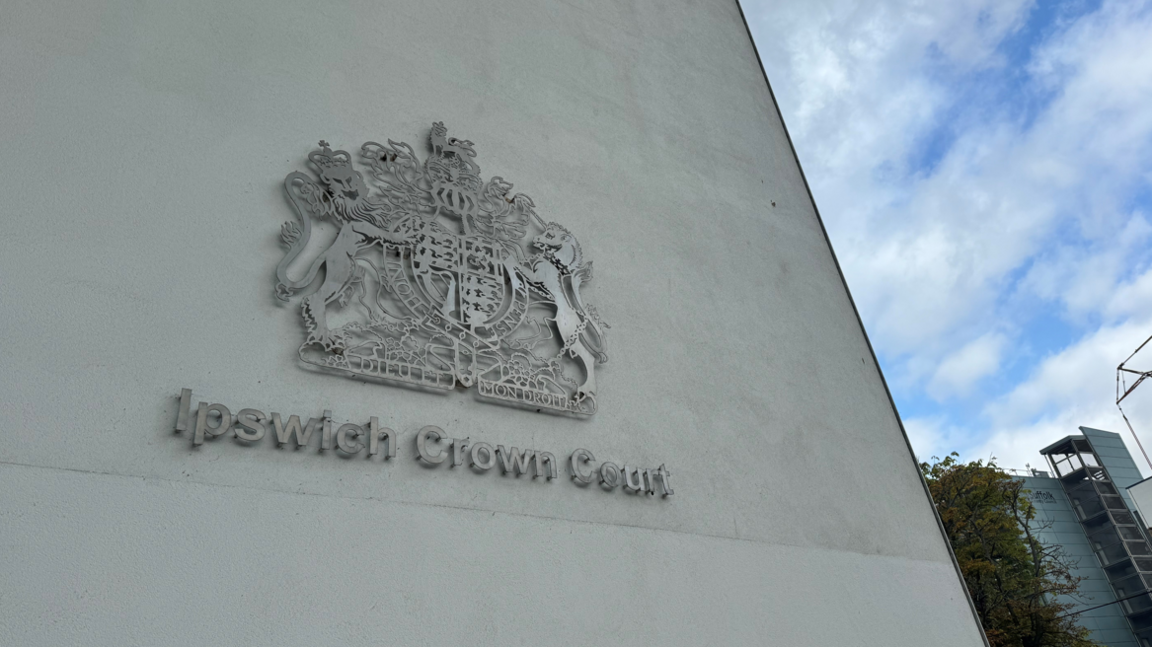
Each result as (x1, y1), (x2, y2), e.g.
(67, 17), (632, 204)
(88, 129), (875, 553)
(747, 0), (1152, 471)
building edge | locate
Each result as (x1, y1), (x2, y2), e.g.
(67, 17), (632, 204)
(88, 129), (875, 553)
(728, 2), (992, 644)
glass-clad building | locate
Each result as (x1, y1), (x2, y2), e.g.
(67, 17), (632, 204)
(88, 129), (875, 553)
(1018, 427), (1152, 647)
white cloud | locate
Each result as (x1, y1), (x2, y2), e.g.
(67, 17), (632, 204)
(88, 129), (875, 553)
(752, 0), (1037, 361)
(986, 319), (1141, 426)
(903, 415), (977, 464)
(902, 417), (945, 462)
(747, 0), (1152, 467)
(976, 312), (1152, 473)
(1106, 263), (1152, 321)
(753, 0), (1152, 357)
(928, 332), (1007, 400)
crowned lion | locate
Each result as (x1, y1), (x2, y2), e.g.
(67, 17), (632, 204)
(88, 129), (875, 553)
(275, 141), (410, 351)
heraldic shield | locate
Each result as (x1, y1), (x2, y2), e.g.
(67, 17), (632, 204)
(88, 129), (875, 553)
(273, 123), (609, 415)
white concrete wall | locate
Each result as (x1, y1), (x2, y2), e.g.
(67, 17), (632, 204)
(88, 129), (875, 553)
(0, 0), (986, 644)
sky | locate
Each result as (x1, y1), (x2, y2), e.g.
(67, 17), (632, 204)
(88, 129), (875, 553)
(745, 0), (1152, 473)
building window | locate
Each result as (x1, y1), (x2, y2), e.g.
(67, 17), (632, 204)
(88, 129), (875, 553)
(1118, 588), (1134, 614)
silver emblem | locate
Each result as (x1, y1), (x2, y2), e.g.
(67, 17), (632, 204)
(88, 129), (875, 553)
(274, 123), (609, 415)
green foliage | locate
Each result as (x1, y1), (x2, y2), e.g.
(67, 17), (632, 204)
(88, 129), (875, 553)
(922, 454), (1100, 647)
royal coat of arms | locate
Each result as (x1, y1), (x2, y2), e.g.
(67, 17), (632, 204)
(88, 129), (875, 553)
(274, 123), (609, 415)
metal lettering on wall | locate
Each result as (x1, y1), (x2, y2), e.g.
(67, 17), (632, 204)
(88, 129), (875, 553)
(274, 123), (609, 415)
(174, 389), (672, 497)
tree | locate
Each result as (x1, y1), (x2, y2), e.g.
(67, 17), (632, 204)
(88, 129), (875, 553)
(921, 454), (1099, 647)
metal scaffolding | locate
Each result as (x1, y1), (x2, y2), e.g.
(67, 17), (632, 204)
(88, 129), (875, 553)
(1117, 335), (1152, 471)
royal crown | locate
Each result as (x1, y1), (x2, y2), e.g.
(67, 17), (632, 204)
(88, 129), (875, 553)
(308, 141), (352, 172)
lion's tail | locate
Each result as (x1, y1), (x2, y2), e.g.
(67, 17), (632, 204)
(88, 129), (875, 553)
(275, 172), (324, 301)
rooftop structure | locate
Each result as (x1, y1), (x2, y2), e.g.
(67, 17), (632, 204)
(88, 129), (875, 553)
(1016, 427), (1152, 647)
